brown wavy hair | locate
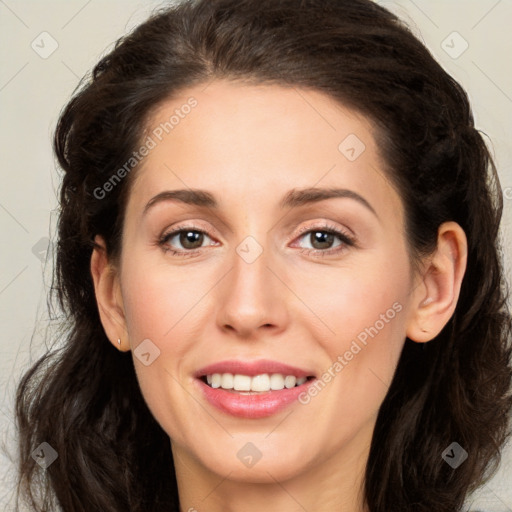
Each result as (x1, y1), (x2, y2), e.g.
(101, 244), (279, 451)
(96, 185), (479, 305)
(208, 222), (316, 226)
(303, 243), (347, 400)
(15, 0), (512, 510)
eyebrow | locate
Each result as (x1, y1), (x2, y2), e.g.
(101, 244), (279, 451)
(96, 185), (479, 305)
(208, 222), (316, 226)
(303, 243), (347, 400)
(143, 187), (378, 218)
(280, 187), (377, 217)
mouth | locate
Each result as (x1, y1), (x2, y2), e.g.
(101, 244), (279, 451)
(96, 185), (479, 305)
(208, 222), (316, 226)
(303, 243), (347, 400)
(194, 360), (317, 418)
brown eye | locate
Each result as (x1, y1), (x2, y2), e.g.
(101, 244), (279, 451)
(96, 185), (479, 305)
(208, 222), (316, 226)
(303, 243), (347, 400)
(309, 231), (336, 250)
(160, 228), (213, 252)
(292, 224), (356, 257)
(178, 230), (204, 249)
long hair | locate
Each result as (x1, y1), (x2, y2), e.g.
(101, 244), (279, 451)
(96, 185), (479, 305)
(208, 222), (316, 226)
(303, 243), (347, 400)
(16, 1), (512, 510)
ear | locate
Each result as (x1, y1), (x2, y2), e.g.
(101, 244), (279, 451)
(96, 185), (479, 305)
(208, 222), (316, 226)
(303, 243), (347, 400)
(406, 221), (467, 343)
(90, 235), (129, 351)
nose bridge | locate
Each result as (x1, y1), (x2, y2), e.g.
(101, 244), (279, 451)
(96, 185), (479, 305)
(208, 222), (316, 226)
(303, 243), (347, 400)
(216, 233), (286, 336)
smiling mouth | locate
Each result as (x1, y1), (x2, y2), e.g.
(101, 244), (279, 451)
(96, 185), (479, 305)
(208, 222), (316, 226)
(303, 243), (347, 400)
(200, 373), (316, 393)
(196, 362), (318, 418)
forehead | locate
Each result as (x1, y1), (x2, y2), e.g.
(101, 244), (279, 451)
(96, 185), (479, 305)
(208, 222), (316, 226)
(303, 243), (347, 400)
(127, 80), (402, 223)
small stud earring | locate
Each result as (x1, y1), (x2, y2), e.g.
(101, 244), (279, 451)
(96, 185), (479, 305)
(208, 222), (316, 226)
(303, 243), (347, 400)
(422, 297), (434, 306)
(117, 338), (121, 347)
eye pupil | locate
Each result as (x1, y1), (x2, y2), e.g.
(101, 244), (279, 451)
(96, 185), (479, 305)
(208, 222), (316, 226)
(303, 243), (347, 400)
(311, 231), (334, 249)
(180, 231), (203, 249)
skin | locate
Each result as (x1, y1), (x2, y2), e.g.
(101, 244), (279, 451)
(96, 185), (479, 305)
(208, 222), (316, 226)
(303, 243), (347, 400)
(91, 80), (467, 512)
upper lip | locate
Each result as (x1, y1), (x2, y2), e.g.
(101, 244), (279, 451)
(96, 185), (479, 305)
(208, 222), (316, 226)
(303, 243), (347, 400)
(195, 359), (316, 378)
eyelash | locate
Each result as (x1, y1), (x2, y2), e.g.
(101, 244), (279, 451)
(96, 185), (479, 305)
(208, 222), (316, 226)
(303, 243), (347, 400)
(293, 223), (356, 257)
(157, 223), (356, 258)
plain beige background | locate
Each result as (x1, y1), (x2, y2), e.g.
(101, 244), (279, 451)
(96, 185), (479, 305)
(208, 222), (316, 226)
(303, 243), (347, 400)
(0, 0), (511, 510)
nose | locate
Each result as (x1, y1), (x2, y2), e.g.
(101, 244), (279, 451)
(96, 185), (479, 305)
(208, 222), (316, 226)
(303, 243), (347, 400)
(216, 243), (289, 339)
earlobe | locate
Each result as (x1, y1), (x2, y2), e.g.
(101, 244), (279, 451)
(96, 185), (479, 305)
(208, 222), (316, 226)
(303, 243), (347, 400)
(90, 235), (129, 351)
(406, 222), (467, 343)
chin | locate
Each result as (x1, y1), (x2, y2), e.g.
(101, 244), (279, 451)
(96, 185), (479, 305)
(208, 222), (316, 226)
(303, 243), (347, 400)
(187, 435), (320, 484)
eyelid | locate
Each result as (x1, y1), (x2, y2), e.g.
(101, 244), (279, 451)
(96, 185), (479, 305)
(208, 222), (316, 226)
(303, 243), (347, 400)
(290, 221), (356, 245)
(159, 220), (219, 240)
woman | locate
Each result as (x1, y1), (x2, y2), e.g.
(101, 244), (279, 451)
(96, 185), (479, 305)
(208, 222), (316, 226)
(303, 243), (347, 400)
(15, 0), (512, 511)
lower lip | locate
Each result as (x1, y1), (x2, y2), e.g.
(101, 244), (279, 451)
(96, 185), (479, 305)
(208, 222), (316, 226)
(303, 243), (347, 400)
(196, 378), (315, 419)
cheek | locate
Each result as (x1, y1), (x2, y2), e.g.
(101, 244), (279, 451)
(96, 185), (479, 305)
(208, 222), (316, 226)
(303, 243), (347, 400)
(118, 258), (219, 416)
(120, 259), (212, 343)
(295, 250), (410, 414)
(294, 246), (410, 347)
(117, 259), (213, 436)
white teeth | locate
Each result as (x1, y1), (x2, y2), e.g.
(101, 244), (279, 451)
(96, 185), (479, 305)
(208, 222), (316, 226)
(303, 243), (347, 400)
(270, 373), (285, 390)
(221, 373), (234, 389)
(233, 374), (251, 391)
(284, 376), (297, 389)
(204, 373), (310, 392)
(251, 374), (270, 392)
(211, 373), (221, 388)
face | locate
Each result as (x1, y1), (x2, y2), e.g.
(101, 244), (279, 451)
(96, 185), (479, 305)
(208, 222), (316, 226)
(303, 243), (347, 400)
(115, 80), (416, 484)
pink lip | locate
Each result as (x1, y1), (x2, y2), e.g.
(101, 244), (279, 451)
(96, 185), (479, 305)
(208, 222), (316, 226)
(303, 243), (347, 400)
(194, 359), (315, 379)
(194, 359), (316, 419)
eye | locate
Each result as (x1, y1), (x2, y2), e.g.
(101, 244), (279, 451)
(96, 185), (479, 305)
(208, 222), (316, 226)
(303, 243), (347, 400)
(158, 226), (216, 256)
(292, 223), (355, 256)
